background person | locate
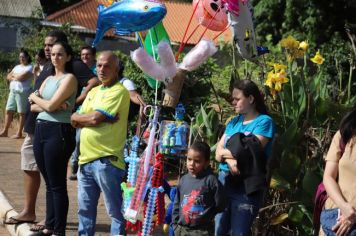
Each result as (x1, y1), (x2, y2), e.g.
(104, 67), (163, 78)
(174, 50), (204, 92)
(7, 30), (97, 233)
(80, 45), (96, 73)
(69, 45), (98, 181)
(33, 49), (47, 84)
(0, 49), (33, 139)
(321, 108), (356, 236)
(214, 79), (275, 236)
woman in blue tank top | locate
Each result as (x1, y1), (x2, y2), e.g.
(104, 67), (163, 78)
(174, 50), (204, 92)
(29, 41), (77, 236)
(214, 79), (275, 236)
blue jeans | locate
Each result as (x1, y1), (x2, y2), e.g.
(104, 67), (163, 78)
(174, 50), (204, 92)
(78, 157), (126, 236)
(33, 120), (75, 235)
(215, 171), (263, 236)
(320, 208), (356, 236)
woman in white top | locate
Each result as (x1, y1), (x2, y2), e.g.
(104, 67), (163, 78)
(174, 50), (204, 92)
(0, 49), (33, 138)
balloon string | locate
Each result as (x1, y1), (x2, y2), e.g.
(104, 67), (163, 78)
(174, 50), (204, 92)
(175, 0), (201, 62)
(197, 6), (221, 43)
(213, 23), (231, 41)
(182, 24), (200, 47)
(149, 30), (157, 62)
(154, 78), (158, 105)
(149, 29), (160, 103)
(153, 26), (160, 106)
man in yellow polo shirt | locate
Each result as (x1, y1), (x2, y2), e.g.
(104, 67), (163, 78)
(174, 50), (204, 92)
(71, 51), (129, 236)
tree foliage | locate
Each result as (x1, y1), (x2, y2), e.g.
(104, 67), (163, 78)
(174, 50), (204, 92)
(254, 0), (356, 46)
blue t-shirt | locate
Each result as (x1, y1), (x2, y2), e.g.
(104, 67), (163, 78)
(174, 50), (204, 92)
(220, 114), (275, 171)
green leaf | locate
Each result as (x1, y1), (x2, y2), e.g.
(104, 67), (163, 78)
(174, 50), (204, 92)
(302, 169), (321, 197)
(201, 105), (213, 136)
(277, 121), (298, 147)
(288, 206), (304, 223)
(279, 153), (301, 183)
(296, 87), (306, 118)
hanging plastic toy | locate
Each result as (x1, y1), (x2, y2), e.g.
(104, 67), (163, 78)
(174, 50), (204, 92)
(144, 21), (172, 89)
(193, 0), (228, 31)
(159, 103), (189, 157)
(92, 0), (167, 47)
(125, 106), (160, 223)
(141, 153), (165, 236)
(229, 0), (258, 60)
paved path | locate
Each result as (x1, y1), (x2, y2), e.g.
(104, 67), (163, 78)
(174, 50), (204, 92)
(0, 132), (167, 236)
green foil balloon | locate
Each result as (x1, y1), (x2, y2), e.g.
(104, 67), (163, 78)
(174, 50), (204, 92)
(144, 21), (171, 89)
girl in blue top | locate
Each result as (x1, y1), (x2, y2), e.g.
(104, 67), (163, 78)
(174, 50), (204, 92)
(215, 79), (275, 236)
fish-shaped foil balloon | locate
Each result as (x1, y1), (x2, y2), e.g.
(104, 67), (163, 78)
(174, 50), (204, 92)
(92, 0), (167, 47)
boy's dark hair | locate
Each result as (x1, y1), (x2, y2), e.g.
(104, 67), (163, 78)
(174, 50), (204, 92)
(232, 79), (268, 114)
(47, 30), (68, 44)
(81, 45), (96, 56)
(190, 141), (211, 162)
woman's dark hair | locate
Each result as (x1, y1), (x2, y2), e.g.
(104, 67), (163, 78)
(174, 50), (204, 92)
(339, 107), (356, 145)
(50, 41), (74, 75)
(190, 141), (211, 162)
(36, 49), (46, 60)
(232, 79), (268, 114)
(19, 48), (31, 64)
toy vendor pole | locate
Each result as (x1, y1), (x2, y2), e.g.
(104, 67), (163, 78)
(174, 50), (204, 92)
(162, 69), (187, 108)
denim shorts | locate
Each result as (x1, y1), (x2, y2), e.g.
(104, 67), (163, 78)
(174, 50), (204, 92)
(320, 208), (356, 236)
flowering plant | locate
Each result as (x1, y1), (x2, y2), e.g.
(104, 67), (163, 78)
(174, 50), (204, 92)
(249, 34), (355, 235)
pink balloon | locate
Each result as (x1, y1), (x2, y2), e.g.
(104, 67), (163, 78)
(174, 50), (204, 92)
(193, 0), (228, 31)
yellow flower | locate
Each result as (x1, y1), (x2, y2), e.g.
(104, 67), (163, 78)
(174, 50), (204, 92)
(280, 36), (308, 61)
(274, 70), (289, 91)
(273, 63), (287, 72)
(311, 50), (325, 65)
(280, 36), (299, 50)
(265, 69), (289, 98)
(267, 62), (287, 73)
(298, 41), (309, 51)
(265, 71), (275, 89)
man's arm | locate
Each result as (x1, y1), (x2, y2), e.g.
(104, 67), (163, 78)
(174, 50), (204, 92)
(128, 90), (146, 106)
(71, 111), (117, 128)
(75, 77), (100, 105)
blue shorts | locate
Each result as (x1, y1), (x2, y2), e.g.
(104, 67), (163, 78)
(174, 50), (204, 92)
(321, 208), (356, 236)
(6, 90), (30, 113)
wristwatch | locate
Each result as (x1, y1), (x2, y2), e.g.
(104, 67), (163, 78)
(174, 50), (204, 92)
(34, 90), (41, 97)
